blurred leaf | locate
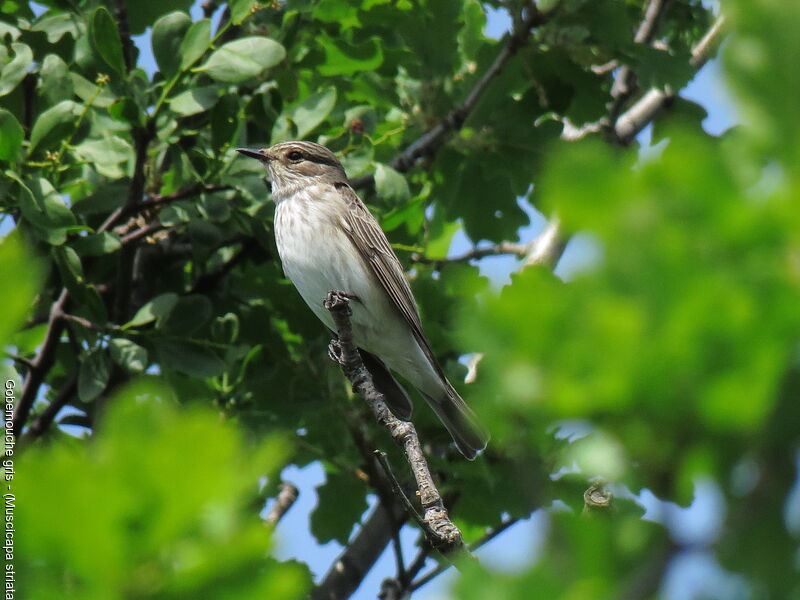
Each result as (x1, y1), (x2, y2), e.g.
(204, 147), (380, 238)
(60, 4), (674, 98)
(16, 382), (310, 598)
(196, 37), (286, 83)
(124, 292), (179, 328)
(158, 294), (213, 334)
(78, 347), (111, 402)
(151, 11), (192, 78)
(71, 232), (122, 256)
(0, 109), (23, 161)
(0, 233), (41, 350)
(155, 340), (225, 377)
(310, 469), (368, 545)
(317, 33), (383, 76)
(109, 338), (148, 373)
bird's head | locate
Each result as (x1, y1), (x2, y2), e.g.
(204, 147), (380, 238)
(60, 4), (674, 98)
(237, 141), (347, 192)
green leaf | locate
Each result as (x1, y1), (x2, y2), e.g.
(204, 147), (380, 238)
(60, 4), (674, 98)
(89, 7), (126, 74)
(155, 340), (225, 377)
(195, 36), (286, 83)
(230, 0), (255, 25)
(109, 338), (148, 373)
(70, 73), (117, 108)
(0, 109), (23, 161)
(29, 100), (82, 154)
(158, 295), (213, 334)
(124, 292), (179, 328)
(318, 33), (383, 76)
(73, 136), (134, 178)
(178, 18), (212, 71)
(211, 313), (240, 344)
(16, 177), (76, 244)
(168, 85), (220, 116)
(71, 232), (122, 257)
(0, 233), (41, 352)
(121, 0), (193, 34)
(39, 54), (73, 106)
(0, 42), (33, 96)
(151, 11), (191, 78)
(78, 348), (111, 402)
(374, 163), (410, 203)
(292, 86), (337, 139)
(310, 469), (368, 545)
(31, 12), (78, 42)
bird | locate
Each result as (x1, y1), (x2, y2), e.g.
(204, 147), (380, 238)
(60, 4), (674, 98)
(236, 141), (489, 459)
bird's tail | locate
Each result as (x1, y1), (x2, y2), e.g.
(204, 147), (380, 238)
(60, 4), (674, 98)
(423, 384), (489, 460)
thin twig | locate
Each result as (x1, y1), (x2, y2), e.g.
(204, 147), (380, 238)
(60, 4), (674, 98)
(18, 369), (78, 445)
(614, 16), (726, 144)
(11, 288), (68, 437)
(351, 3), (553, 188)
(312, 501), (407, 600)
(112, 0), (134, 71)
(523, 216), (566, 269)
(409, 518), (520, 592)
(608, 0), (673, 125)
(324, 291), (465, 555)
(265, 482), (299, 526)
(411, 241), (530, 268)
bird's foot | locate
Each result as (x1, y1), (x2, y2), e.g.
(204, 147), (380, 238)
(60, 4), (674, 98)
(327, 338), (344, 365)
(323, 290), (360, 313)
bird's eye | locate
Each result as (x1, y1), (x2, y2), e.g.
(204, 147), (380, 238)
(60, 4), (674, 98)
(287, 150), (303, 161)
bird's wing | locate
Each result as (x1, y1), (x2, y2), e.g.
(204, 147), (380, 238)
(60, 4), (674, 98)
(337, 182), (445, 378)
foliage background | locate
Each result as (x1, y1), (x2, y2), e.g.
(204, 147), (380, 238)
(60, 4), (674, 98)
(1, 0), (798, 598)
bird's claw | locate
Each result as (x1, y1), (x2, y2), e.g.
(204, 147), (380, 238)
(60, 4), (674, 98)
(323, 290), (360, 312)
(327, 339), (344, 364)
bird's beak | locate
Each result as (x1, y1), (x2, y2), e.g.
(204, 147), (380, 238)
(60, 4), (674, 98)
(236, 148), (270, 161)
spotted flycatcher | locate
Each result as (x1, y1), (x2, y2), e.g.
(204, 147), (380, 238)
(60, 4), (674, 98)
(237, 141), (488, 459)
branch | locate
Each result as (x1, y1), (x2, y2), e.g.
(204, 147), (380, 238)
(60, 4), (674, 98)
(312, 501), (407, 600)
(18, 368), (78, 446)
(11, 288), (68, 437)
(324, 291), (465, 555)
(613, 16), (726, 144)
(351, 3), (553, 188)
(265, 482), (299, 526)
(522, 216), (566, 269)
(608, 0), (673, 124)
(112, 0), (134, 72)
(410, 241), (530, 267)
(409, 517), (520, 592)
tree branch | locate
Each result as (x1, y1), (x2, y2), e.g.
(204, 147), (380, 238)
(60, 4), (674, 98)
(522, 216), (566, 269)
(409, 517), (521, 592)
(11, 288), (68, 438)
(18, 368), (78, 446)
(351, 3), (553, 189)
(112, 0), (134, 72)
(613, 16), (726, 144)
(324, 291), (465, 555)
(265, 482), (299, 526)
(312, 501), (407, 600)
(608, 0), (673, 125)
